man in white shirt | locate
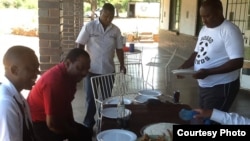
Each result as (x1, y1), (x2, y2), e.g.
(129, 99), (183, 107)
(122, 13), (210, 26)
(193, 108), (250, 125)
(75, 3), (126, 132)
(177, 0), (244, 114)
(0, 46), (40, 141)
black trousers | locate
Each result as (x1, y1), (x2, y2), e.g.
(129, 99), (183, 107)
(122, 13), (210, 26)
(33, 122), (92, 141)
(199, 78), (240, 112)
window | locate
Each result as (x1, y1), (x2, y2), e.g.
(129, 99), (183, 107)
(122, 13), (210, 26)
(227, 0), (248, 33)
(169, 0), (181, 31)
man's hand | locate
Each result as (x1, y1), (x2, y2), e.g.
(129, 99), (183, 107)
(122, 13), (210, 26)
(176, 74), (185, 79)
(193, 109), (213, 119)
(192, 69), (209, 79)
(120, 65), (126, 74)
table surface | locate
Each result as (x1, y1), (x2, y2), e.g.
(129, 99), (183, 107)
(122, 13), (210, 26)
(124, 49), (142, 55)
(101, 99), (191, 137)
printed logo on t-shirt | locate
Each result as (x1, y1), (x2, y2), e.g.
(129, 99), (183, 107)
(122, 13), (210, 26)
(195, 36), (213, 65)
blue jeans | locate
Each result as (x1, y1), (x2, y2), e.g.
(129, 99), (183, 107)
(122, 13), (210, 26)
(83, 73), (96, 128)
(83, 72), (115, 128)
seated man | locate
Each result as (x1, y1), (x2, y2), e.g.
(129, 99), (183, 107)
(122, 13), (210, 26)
(27, 48), (92, 141)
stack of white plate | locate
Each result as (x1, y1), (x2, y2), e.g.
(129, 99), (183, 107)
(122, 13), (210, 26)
(96, 129), (137, 141)
(101, 107), (132, 119)
(134, 89), (162, 103)
(141, 122), (177, 135)
(172, 69), (196, 75)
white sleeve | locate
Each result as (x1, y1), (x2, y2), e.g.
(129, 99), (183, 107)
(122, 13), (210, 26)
(223, 23), (244, 59)
(211, 109), (250, 125)
(75, 24), (90, 45)
(0, 100), (23, 141)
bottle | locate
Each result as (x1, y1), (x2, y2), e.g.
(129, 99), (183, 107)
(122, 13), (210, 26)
(173, 90), (180, 103)
(117, 95), (126, 128)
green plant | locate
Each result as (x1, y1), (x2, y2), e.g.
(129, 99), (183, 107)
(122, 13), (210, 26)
(1, 0), (12, 8)
(245, 47), (250, 60)
(0, 0), (37, 9)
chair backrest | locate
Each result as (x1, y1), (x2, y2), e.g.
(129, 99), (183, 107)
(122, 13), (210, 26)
(91, 73), (128, 101)
(125, 76), (154, 94)
(147, 48), (177, 68)
(116, 62), (144, 80)
(91, 72), (154, 133)
(164, 48), (177, 68)
(90, 72), (127, 133)
(145, 48), (178, 90)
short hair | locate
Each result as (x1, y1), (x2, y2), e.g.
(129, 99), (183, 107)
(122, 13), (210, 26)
(3, 45), (36, 67)
(64, 48), (90, 62)
(102, 3), (115, 13)
(201, 0), (223, 12)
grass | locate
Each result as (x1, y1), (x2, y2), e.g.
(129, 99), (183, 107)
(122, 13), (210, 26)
(245, 47), (250, 60)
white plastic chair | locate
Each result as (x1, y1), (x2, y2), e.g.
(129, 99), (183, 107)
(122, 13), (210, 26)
(146, 48), (177, 90)
(116, 62), (154, 93)
(116, 62), (144, 80)
(91, 72), (153, 132)
(90, 72), (129, 132)
(125, 76), (154, 94)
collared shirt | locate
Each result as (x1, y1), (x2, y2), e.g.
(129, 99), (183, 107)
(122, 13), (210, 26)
(27, 63), (76, 121)
(0, 77), (33, 141)
(76, 18), (123, 74)
(211, 109), (250, 125)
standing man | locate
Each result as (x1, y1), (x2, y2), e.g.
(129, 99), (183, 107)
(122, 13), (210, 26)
(27, 48), (92, 141)
(177, 0), (244, 112)
(75, 3), (126, 131)
(0, 46), (40, 141)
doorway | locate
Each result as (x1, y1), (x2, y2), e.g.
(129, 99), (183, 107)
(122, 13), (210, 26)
(128, 3), (135, 17)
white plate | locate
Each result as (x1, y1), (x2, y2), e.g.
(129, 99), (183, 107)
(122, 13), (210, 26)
(101, 107), (131, 119)
(138, 90), (162, 97)
(97, 129), (137, 141)
(137, 135), (171, 141)
(172, 69), (196, 75)
(134, 95), (158, 103)
(141, 122), (178, 136)
(104, 97), (132, 105)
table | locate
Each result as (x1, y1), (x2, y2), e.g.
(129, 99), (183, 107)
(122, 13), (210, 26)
(124, 49), (142, 55)
(101, 100), (191, 136)
(124, 49), (142, 64)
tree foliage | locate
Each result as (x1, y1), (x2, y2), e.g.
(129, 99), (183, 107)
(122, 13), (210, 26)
(85, 0), (129, 12)
(0, 0), (38, 9)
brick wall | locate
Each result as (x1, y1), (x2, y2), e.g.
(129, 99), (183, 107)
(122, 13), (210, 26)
(38, 0), (83, 72)
(38, 0), (197, 72)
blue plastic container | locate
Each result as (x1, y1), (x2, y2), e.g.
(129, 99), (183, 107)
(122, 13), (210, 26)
(179, 108), (211, 125)
(179, 109), (198, 121)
